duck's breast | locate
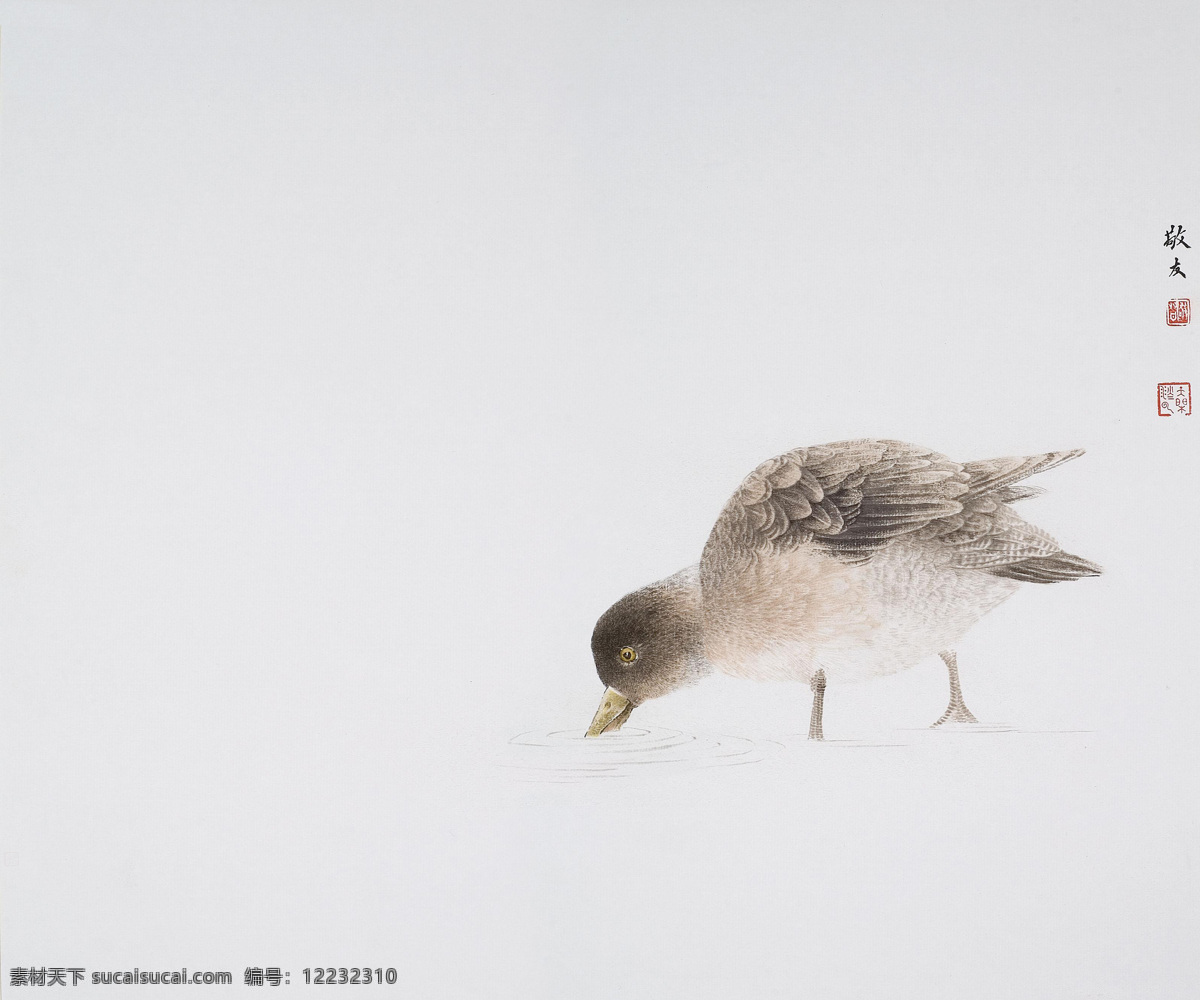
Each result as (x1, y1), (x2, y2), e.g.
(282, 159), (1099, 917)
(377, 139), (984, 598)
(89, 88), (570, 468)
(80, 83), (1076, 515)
(700, 544), (873, 682)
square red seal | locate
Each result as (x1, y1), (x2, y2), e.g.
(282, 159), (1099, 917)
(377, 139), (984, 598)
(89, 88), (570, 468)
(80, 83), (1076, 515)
(1166, 299), (1190, 326)
(1158, 382), (1192, 416)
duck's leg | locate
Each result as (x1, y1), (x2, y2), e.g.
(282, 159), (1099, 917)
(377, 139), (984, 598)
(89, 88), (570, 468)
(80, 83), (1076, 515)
(930, 650), (979, 726)
(808, 669), (827, 740)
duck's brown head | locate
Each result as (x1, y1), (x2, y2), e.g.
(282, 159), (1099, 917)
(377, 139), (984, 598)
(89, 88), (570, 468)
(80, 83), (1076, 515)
(585, 569), (709, 736)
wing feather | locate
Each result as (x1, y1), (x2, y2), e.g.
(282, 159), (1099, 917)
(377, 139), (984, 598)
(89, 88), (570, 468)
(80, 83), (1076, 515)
(701, 440), (1099, 584)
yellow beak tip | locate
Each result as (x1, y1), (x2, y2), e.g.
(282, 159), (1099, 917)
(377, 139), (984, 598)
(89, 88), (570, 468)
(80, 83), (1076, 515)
(586, 687), (633, 737)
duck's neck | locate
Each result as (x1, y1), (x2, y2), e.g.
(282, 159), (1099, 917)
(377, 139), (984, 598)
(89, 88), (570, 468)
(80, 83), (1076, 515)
(646, 565), (712, 681)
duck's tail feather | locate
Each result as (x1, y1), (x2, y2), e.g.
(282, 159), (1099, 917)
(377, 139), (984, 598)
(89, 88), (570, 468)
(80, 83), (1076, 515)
(992, 484), (1046, 503)
(988, 550), (1103, 583)
(962, 449), (1085, 500)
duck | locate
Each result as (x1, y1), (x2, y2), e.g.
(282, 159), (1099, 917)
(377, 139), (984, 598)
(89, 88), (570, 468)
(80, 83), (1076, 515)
(585, 439), (1101, 738)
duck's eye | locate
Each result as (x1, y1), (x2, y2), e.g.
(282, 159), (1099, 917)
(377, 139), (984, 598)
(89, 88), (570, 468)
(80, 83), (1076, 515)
(619, 646), (638, 663)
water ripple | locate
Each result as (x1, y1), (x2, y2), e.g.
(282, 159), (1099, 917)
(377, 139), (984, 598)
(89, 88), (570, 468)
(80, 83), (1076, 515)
(501, 726), (782, 782)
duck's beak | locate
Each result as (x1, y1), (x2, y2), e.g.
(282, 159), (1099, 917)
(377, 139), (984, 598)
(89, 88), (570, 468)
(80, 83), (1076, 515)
(585, 687), (633, 737)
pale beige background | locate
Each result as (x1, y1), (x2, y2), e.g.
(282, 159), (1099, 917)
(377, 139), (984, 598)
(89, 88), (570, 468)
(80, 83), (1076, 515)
(1, 2), (1197, 997)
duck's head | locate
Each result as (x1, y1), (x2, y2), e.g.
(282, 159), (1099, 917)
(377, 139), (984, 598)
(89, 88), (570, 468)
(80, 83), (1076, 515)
(585, 576), (706, 736)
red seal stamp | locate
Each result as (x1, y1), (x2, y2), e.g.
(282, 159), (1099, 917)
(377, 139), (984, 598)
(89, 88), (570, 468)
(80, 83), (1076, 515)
(1166, 299), (1191, 326)
(1158, 383), (1192, 416)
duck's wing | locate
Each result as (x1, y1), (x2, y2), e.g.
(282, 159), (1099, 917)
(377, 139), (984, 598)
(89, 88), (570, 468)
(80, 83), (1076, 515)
(701, 439), (971, 573)
(701, 440), (1100, 581)
(925, 449), (1101, 582)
